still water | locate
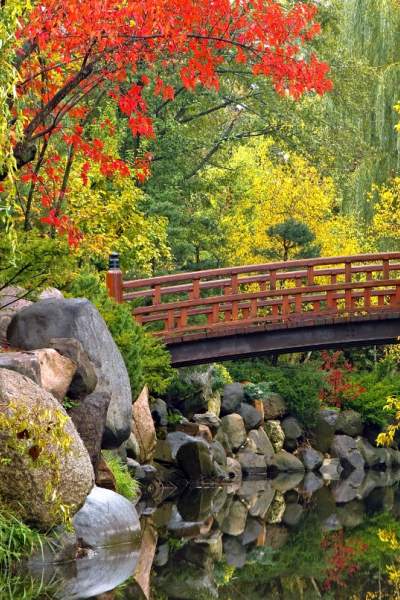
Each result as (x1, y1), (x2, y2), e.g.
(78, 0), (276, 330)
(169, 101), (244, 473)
(26, 469), (400, 600)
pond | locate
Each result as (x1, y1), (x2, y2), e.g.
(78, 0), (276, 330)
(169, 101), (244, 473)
(22, 468), (400, 600)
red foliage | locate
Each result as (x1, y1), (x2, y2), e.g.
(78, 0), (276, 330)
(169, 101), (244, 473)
(322, 531), (368, 590)
(319, 351), (366, 408)
(8, 0), (332, 246)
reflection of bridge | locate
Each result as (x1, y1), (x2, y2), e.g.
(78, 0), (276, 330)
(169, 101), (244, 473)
(107, 253), (400, 367)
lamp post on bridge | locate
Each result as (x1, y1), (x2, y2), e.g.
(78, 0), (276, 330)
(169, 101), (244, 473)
(106, 252), (123, 303)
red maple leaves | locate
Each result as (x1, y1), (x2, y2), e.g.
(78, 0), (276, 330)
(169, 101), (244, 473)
(9, 0), (332, 247)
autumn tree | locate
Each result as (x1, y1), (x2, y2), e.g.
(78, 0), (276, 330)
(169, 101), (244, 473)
(0, 0), (332, 248)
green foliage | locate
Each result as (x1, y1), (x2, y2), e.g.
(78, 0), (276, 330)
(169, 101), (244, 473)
(243, 381), (272, 402)
(67, 270), (174, 397)
(102, 451), (139, 501)
(263, 218), (321, 261)
(226, 359), (325, 427)
(343, 370), (400, 427)
(210, 363), (232, 392)
(0, 573), (55, 600)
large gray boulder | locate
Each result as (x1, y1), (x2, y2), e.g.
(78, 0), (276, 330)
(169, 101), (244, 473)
(331, 435), (365, 472)
(7, 298), (132, 447)
(221, 383), (244, 416)
(282, 417), (303, 441)
(73, 486), (140, 547)
(311, 409), (339, 453)
(237, 451), (268, 476)
(0, 369), (94, 528)
(219, 414), (247, 451)
(335, 410), (363, 437)
(270, 450), (305, 473)
(298, 447), (323, 471)
(248, 428), (275, 463)
(237, 402), (262, 430)
(176, 440), (215, 481)
(0, 286), (33, 344)
(356, 437), (382, 468)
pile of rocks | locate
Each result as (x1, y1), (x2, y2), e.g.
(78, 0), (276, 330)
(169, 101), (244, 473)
(0, 286), (140, 551)
(130, 374), (400, 494)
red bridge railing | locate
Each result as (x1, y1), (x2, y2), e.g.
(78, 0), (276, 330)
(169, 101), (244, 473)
(106, 253), (400, 342)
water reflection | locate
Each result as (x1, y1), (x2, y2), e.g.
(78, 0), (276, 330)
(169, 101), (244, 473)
(31, 469), (400, 600)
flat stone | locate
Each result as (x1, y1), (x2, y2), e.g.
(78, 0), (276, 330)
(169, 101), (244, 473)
(248, 428), (275, 463)
(193, 412), (221, 430)
(298, 447), (323, 471)
(132, 386), (156, 464)
(331, 435), (365, 472)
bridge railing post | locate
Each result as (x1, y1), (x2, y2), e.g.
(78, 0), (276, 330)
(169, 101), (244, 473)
(106, 252), (123, 304)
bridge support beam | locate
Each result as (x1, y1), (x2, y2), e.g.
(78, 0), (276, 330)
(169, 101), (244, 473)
(167, 314), (400, 367)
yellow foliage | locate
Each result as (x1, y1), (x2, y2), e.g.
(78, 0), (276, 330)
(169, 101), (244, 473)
(376, 395), (400, 447)
(207, 139), (362, 265)
(68, 162), (171, 275)
(369, 177), (400, 249)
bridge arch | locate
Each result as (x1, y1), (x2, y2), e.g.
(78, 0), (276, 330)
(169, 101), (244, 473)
(107, 253), (400, 367)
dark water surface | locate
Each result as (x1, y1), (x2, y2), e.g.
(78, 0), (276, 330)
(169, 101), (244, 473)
(26, 469), (400, 600)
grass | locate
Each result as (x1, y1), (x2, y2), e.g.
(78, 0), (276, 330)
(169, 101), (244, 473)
(102, 451), (140, 501)
(0, 507), (45, 570)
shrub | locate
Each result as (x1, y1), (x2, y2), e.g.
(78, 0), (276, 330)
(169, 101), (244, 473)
(226, 359), (325, 427)
(342, 371), (400, 427)
(67, 270), (174, 398)
(102, 451), (139, 501)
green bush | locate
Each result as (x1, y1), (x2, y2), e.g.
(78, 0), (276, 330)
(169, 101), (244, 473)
(67, 270), (174, 398)
(102, 451), (139, 501)
(226, 359), (325, 427)
(343, 370), (400, 427)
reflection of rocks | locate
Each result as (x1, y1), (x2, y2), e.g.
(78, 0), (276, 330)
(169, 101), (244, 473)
(218, 499), (248, 536)
(271, 450), (305, 473)
(133, 519), (158, 600)
(177, 487), (215, 522)
(298, 472), (324, 495)
(320, 458), (343, 481)
(271, 472), (304, 493)
(331, 468), (365, 503)
(266, 492), (285, 524)
(337, 500), (365, 528)
(223, 535), (247, 567)
(283, 502), (304, 527)
(238, 516), (264, 545)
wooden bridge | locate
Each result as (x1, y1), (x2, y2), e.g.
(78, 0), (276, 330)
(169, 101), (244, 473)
(106, 253), (400, 367)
